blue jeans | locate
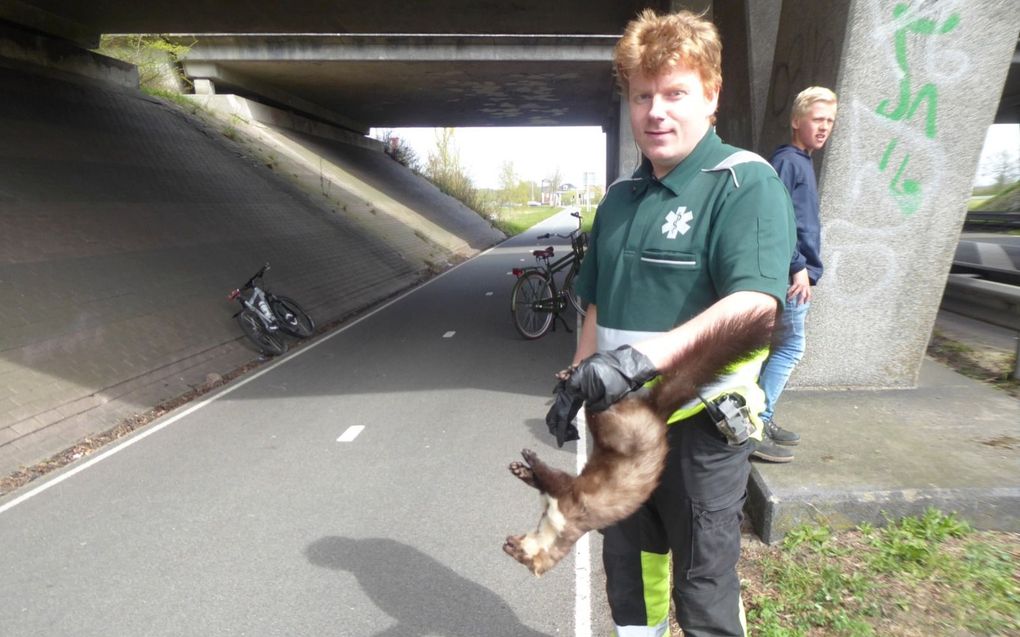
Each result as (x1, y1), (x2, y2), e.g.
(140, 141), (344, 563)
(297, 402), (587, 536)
(758, 298), (810, 424)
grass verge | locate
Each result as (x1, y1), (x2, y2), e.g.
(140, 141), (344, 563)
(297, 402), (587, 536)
(738, 509), (1019, 636)
(491, 205), (595, 235)
(724, 331), (1019, 636)
(927, 330), (1019, 398)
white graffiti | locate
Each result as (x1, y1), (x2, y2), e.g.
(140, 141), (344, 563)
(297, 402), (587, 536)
(821, 0), (971, 307)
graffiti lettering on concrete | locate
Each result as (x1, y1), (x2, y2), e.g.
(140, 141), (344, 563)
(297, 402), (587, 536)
(877, 4), (960, 137)
(874, 3), (961, 216)
(878, 138), (922, 215)
(821, 0), (971, 308)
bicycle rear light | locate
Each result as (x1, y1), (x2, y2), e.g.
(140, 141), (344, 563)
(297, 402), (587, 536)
(512, 268), (524, 277)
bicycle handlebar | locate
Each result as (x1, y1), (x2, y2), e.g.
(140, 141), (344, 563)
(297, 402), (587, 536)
(241, 263), (271, 290)
(538, 229), (582, 240)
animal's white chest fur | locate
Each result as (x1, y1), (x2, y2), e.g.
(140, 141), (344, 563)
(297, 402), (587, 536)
(520, 495), (566, 555)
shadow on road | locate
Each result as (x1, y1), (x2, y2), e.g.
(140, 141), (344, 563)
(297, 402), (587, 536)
(305, 536), (550, 637)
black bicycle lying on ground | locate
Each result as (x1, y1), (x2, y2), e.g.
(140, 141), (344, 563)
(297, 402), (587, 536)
(510, 212), (588, 339)
(228, 263), (315, 356)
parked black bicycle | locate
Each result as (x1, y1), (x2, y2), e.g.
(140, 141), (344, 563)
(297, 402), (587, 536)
(228, 263), (315, 356)
(510, 212), (588, 339)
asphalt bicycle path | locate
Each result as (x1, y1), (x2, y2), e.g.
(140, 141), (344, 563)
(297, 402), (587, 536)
(0, 209), (605, 636)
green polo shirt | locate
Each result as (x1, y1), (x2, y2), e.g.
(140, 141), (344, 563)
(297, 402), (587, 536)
(576, 129), (795, 430)
(576, 129), (794, 350)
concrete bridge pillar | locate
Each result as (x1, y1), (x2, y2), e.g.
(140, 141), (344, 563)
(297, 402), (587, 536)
(760, 0), (1019, 388)
(606, 96), (641, 186)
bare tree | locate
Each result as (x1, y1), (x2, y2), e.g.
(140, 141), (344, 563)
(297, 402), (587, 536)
(988, 149), (1020, 188)
(498, 160), (518, 205)
(546, 167), (563, 194)
(424, 128), (494, 216)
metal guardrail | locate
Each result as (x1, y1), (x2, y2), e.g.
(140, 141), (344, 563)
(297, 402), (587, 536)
(963, 211), (1020, 231)
(952, 236), (1020, 286)
(941, 273), (1020, 379)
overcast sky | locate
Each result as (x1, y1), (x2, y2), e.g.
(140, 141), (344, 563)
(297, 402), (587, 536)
(382, 123), (1018, 190)
(380, 126), (607, 190)
(974, 123), (1020, 186)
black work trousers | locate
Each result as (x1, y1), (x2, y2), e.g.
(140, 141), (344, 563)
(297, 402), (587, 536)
(602, 409), (752, 637)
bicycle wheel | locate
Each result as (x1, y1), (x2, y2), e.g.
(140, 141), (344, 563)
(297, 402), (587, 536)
(511, 271), (554, 339)
(237, 309), (288, 356)
(270, 296), (315, 338)
(562, 266), (587, 318)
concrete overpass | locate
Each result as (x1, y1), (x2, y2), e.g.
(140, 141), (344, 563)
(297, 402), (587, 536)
(0, 1), (1018, 475)
(3, 1), (1017, 168)
(178, 34), (621, 130)
(4, 1), (1017, 124)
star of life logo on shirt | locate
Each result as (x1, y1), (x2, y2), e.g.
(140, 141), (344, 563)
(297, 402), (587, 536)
(661, 206), (694, 239)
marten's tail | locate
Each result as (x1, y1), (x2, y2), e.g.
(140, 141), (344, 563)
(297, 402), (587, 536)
(650, 305), (776, 419)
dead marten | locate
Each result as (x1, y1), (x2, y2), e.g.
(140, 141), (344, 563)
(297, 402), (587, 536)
(504, 307), (775, 576)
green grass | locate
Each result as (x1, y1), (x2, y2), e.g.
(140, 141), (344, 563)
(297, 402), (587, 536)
(492, 205), (595, 235)
(492, 205), (558, 234)
(742, 509), (1020, 636)
(968, 196), (993, 210)
(973, 181), (1020, 212)
(927, 331), (1020, 397)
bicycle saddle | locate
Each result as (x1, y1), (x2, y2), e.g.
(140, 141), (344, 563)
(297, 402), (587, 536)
(532, 247), (555, 258)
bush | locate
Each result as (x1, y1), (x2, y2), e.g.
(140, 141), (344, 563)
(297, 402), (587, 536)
(96, 35), (193, 94)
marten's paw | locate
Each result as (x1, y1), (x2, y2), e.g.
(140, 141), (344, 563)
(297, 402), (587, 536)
(508, 461), (536, 488)
(504, 534), (556, 576)
(503, 535), (540, 575)
(521, 448), (539, 464)
(503, 535), (530, 562)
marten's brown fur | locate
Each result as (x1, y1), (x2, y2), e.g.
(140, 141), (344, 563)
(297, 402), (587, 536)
(504, 307), (775, 576)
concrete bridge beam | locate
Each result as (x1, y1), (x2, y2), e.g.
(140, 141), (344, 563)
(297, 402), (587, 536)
(178, 34), (618, 129)
(182, 61), (370, 134)
(0, 0), (99, 48)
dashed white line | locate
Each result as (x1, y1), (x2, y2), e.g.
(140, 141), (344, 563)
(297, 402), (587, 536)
(0, 248), (518, 516)
(336, 425), (365, 442)
(443, 331), (456, 338)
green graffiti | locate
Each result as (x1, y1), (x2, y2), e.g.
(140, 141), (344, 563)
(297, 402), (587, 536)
(878, 140), (921, 216)
(875, 4), (960, 217)
(876, 3), (960, 138)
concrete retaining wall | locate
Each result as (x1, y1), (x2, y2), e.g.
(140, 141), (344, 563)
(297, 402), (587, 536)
(0, 60), (503, 476)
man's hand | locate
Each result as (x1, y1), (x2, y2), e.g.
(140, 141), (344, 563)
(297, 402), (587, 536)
(544, 346), (657, 446)
(562, 346), (660, 411)
(567, 346), (659, 411)
(787, 268), (811, 305)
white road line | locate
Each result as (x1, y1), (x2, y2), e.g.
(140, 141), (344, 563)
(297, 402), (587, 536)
(443, 331), (456, 338)
(0, 254), (485, 516)
(336, 425), (365, 442)
(575, 409), (592, 637)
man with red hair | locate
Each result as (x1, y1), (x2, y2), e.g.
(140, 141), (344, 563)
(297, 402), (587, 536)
(556, 9), (795, 636)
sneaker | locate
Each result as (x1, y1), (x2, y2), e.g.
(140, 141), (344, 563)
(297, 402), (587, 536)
(763, 419), (800, 446)
(751, 435), (795, 463)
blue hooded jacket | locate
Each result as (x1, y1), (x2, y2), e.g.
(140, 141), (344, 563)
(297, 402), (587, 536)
(770, 144), (823, 284)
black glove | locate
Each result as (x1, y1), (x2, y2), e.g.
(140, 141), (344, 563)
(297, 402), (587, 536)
(567, 346), (659, 412)
(544, 346), (659, 447)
